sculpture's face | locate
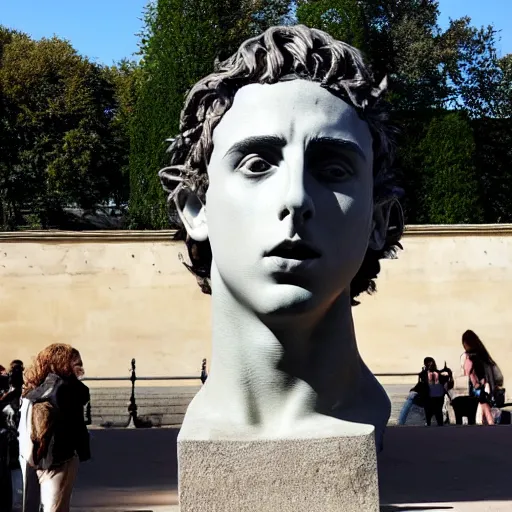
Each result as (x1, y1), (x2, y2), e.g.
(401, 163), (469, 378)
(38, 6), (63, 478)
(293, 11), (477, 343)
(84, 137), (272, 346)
(204, 79), (376, 316)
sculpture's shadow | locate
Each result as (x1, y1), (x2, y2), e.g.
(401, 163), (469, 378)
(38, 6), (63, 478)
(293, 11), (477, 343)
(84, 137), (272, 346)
(74, 424), (511, 507)
(381, 507), (453, 511)
(379, 425), (512, 505)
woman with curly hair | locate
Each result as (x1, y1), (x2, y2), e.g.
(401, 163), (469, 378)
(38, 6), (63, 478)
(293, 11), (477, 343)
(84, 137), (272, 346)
(18, 344), (90, 512)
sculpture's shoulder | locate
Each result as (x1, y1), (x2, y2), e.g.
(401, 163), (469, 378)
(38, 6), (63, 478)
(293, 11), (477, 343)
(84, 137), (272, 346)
(179, 384), (378, 442)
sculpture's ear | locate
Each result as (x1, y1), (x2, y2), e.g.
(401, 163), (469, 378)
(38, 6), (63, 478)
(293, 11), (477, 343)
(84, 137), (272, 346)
(368, 198), (404, 251)
(159, 167), (208, 242)
(174, 187), (208, 242)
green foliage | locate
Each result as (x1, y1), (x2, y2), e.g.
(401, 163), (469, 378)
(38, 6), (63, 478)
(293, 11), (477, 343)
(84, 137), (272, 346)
(472, 117), (512, 223)
(497, 54), (512, 118)
(296, 1), (511, 224)
(297, 0), (447, 110)
(296, 0), (366, 52)
(2, 2), (511, 229)
(129, 0), (290, 229)
(441, 17), (505, 118)
(0, 27), (133, 229)
(418, 113), (483, 224)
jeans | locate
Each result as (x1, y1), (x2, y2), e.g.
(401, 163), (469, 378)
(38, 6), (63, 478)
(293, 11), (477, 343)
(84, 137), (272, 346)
(398, 392), (417, 425)
(11, 468), (22, 511)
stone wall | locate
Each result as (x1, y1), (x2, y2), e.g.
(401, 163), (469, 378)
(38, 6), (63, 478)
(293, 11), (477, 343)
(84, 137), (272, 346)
(354, 225), (512, 387)
(1, 226), (511, 389)
(1, 231), (210, 383)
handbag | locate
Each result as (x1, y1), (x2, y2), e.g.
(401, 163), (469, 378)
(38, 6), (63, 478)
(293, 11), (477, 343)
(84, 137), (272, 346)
(484, 362), (506, 408)
(492, 364), (504, 387)
(492, 388), (506, 408)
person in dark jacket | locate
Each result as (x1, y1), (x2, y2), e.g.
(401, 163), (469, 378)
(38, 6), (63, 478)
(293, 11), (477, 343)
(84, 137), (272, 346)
(418, 357), (446, 426)
(397, 359), (429, 425)
(0, 360), (24, 512)
(18, 344), (90, 512)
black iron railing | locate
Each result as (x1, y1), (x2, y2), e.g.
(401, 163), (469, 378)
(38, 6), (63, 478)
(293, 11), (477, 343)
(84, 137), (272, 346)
(82, 357), (208, 428)
(374, 373), (417, 377)
(82, 362), (420, 428)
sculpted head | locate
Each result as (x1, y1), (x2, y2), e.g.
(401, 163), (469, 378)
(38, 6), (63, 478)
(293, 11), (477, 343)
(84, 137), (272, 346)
(160, 25), (403, 318)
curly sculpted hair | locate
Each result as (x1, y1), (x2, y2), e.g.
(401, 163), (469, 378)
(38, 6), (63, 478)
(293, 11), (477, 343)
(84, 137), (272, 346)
(23, 343), (79, 397)
(159, 25), (403, 305)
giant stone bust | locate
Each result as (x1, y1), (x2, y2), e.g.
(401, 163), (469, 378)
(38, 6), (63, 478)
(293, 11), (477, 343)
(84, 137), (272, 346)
(160, 25), (403, 451)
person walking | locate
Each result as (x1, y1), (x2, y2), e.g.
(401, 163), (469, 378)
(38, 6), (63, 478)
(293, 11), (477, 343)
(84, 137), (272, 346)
(18, 344), (91, 512)
(462, 330), (504, 425)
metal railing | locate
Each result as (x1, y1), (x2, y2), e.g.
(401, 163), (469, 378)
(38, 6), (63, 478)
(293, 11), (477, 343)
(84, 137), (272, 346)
(82, 360), (423, 429)
(80, 364), (511, 428)
(83, 358), (207, 428)
(374, 373), (417, 377)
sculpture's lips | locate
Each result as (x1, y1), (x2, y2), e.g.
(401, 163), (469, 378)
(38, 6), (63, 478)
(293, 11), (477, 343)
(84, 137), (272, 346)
(265, 240), (321, 261)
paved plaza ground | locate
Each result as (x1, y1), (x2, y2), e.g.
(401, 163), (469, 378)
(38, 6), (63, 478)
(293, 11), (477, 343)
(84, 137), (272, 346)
(12, 384), (512, 511)
(63, 423), (512, 512)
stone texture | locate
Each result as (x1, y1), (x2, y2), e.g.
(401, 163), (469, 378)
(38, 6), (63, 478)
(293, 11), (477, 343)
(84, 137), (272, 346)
(178, 432), (379, 512)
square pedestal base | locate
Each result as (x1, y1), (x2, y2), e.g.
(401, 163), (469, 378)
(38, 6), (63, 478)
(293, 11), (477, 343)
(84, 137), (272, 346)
(178, 433), (379, 512)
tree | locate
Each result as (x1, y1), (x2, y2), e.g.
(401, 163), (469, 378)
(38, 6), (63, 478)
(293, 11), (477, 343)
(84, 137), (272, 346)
(418, 112), (483, 224)
(101, 60), (141, 209)
(0, 28), (132, 229)
(129, 0), (290, 229)
(295, 1), (512, 225)
(440, 17), (506, 118)
(297, 0), (448, 112)
(0, 27), (28, 228)
(472, 118), (512, 223)
(496, 53), (512, 118)
(295, 0), (367, 52)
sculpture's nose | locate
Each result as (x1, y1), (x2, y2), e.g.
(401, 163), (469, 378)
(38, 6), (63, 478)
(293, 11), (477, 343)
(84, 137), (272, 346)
(278, 156), (315, 226)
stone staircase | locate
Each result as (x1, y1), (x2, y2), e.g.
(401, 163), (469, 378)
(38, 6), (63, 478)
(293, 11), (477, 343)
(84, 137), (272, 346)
(89, 386), (200, 428)
(90, 382), (512, 429)
(89, 383), (427, 428)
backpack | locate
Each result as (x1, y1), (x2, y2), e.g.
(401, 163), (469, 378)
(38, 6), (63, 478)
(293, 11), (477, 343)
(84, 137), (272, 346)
(439, 362), (455, 391)
(491, 364), (504, 388)
(484, 362), (506, 408)
(19, 377), (62, 470)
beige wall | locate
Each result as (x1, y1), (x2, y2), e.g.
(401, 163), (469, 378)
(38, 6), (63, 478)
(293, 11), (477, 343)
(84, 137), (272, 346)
(354, 227), (512, 387)
(0, 232), (211, 382)
(1, 226), (511, 389)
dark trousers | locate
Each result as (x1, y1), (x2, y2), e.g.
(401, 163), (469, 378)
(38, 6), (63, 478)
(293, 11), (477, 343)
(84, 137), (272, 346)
(451, 396), (478, 425)
(424, 396), (444, 426)
(0, 430), (13, 512)
(0, 460), (12, 512)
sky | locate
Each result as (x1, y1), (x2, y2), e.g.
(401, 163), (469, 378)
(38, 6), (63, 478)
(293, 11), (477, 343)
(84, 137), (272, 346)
(1, 0), (511, 65)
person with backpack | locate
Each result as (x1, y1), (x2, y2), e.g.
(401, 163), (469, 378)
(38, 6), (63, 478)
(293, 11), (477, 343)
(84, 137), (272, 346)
(18, 344), (90, 512)
(462, 330), (505, 426)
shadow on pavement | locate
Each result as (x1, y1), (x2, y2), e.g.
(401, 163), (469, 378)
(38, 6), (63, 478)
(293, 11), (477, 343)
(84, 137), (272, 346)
(381, 507), (453, 511)
(73, 428), (179, 507)
(379, 425), (512, 505)
(74, 424), (511, 507)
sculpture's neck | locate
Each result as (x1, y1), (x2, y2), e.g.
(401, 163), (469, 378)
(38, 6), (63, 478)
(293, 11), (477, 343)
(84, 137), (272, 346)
(206, 264), (362, 432)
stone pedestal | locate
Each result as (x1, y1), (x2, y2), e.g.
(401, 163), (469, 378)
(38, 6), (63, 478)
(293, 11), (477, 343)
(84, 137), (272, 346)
(178, 431), (379, 512)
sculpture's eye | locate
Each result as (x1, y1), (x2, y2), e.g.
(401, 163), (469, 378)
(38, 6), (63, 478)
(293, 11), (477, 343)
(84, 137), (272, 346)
(318, 163), (352, 182)
(239, 155), (272, 176)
